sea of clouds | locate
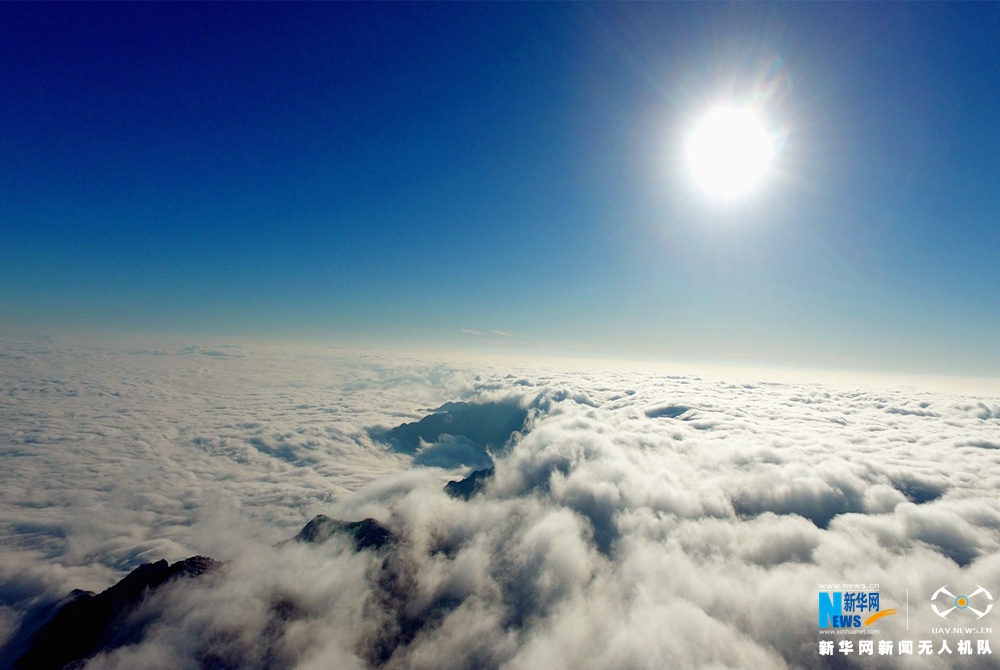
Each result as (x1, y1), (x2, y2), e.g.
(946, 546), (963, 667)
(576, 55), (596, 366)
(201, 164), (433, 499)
(1, 334), (998, 669)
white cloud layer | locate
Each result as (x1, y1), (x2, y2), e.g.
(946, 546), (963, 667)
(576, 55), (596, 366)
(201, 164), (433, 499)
(1, 334), (998, 668)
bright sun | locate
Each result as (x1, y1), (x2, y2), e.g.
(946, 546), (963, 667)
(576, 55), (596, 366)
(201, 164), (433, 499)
(686, 106), (775, 200)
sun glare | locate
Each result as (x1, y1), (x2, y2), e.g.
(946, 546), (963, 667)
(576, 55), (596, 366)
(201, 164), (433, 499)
(686, 106), (775, 200)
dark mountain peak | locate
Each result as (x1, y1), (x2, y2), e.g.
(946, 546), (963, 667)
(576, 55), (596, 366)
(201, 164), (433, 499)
(6, 515), (394, 670)
(373, 400), (528, 456)
(293, 515), (394, 550)
(10, 556), (220, 670)
(102, 555), (219, 606)
(445, 466), (495, 500)
(179, 554), (218, 577)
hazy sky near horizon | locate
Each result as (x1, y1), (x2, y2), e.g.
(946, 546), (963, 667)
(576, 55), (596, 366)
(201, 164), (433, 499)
(3, 3), (999, 376)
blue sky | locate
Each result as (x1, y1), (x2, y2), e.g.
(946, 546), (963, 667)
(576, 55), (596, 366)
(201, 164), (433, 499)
(3, 2), (998, 377)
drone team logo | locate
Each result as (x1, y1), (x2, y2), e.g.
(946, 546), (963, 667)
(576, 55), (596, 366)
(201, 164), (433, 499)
(931, 585), (993, 619)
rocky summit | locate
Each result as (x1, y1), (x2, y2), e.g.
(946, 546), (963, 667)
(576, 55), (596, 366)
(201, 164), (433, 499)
(291, 515), (395, 550)
(10, 556), (219, 670)
(7, 517), (391, 670)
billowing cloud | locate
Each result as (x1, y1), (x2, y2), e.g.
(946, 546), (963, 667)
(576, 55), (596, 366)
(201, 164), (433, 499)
(1, 335), (998, 668)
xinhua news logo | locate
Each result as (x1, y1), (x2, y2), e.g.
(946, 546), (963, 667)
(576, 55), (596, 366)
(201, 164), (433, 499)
(819, 589), (897, 629)
(931, 586), (993, 620)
